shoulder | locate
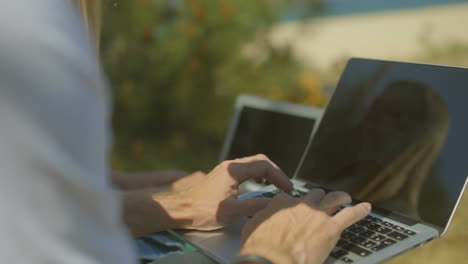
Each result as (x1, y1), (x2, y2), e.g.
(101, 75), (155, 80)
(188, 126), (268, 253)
(0, 0), (110, 103)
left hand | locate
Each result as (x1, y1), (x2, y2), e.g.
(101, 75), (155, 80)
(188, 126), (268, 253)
(174, 154), (293, 230)
(121, 154), (292, 237)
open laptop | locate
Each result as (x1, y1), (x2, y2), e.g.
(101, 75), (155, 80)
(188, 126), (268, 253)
(171, 58), (468, 264)
(218, 94), (324, 192)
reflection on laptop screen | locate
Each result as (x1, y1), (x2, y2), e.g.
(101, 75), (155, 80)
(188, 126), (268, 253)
(297, 58), (468, 229)
(227, 106), (316, 178)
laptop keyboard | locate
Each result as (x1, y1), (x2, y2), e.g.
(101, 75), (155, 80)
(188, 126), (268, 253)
(255, 190), (418, 263)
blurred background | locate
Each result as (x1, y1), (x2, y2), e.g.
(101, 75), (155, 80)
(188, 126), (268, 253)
(101, 0), (468, 172)
(100, 0), (468, 263)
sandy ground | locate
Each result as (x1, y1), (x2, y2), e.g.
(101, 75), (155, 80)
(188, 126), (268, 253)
(387, 191), (468, 263)
(268, 3), (468, 69)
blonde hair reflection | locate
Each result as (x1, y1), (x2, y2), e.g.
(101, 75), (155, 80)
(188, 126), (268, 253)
(354, 81), (450, 214)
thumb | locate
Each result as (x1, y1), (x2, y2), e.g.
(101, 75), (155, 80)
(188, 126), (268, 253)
(333, 203), (372, 231)
(231, 197), (271, 218)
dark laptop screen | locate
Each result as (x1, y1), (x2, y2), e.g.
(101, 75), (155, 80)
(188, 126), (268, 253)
(297, 58), (468, 229)
(227, 106), (316, 178)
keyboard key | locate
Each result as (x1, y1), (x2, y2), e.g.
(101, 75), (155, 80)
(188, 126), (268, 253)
(342, 257), (354, 263)
(361, 240), (377, 248)
(381, 239), (397, 246)
(392, 225), (406, 232)
(288, 189), (304, 197)
(349, 226), (365, 234)
(370, 239), (396, 252)
(337, 239), (349, 248)
(341, 243), (356, 251)
(330, 249), (348, 259)
(356, 220), (371, 227)
(367, 224), (382, 231)
(371, 243), (390, 251)
(350, 236), (366, 244)
(349, 245), (372, 257)
(342, 232), (355, 240)
(387, 231), (408, 241)
(373, 218), (383, 223)
(376, 227), (393, 234)
(369, 233), (386, 242)
(360, 230), (375, 238)
(404, 229), (417, 236)
(382, 221), (394, 228)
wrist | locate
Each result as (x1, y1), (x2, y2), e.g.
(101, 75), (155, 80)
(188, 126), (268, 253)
(151, 191), (194, 230)
(121, 189), (193, 237)
(111, 171), (129, 189)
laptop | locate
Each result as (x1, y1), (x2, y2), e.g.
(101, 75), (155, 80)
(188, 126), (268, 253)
(218, 94), (324, 192)
(170, 58), (468, 264)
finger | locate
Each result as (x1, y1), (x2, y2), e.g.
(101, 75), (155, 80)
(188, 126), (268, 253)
(188, 171), (207, 180)
(230, 197), (271, 218)
(241, 194), (293, 242)
(255, 178), (266, 184)
(303, 188), (326, 205)
(332, 203), (372, 231)
(318, 191), (352, 215)
(227, 156), (292, 191)
(235, 154), (282, 170)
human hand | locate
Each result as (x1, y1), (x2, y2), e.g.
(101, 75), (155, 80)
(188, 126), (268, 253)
(170, 170), (207, 192)
(172, 154), (293, 231)
(239, 190), (371, 264)
(121, 154), (292, 237)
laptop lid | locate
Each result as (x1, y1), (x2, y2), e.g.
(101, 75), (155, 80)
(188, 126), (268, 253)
(219, 94), (323, 178)
(295, 58), (468, 234)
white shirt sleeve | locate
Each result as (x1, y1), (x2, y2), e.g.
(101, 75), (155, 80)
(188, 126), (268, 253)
(0, 1), (136, 263)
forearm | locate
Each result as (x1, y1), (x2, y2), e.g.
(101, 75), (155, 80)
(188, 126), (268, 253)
(111, 171), (129, 189)
(121, 189), (193, 237)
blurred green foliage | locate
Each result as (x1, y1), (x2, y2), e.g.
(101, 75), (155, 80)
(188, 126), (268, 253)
(101, 0), (326, 172)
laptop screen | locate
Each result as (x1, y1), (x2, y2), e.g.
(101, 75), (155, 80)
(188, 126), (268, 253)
(296, 58), (468, 229)
(226, 106), (316, 178)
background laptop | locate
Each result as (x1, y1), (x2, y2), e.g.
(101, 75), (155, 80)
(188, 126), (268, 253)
(218, 94), (324, 192)
(171, 58), (468, 264)
(169, 94), (323, 254)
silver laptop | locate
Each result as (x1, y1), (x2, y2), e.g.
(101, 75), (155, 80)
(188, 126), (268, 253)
(218, 94), (324, 192)
(171, 58), (468, 264)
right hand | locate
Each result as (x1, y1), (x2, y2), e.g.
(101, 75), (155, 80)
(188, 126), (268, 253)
(174, 154), (293, 231)
(239, 189), (371, 264)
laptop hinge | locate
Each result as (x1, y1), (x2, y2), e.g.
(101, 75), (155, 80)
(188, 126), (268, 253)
(302, 182), (422, 226)
(370, 206), (419, 226)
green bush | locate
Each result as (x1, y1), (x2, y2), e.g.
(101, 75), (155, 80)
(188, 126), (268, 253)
(101, 0), (325, 172)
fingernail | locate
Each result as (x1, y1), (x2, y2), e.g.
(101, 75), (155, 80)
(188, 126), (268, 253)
(363, 203), (372, 212)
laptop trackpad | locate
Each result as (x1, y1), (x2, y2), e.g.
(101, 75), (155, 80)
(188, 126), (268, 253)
(197, 218), (248, 264)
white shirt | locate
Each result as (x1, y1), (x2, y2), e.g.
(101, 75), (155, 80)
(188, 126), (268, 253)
(0, 0), (136, 263)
